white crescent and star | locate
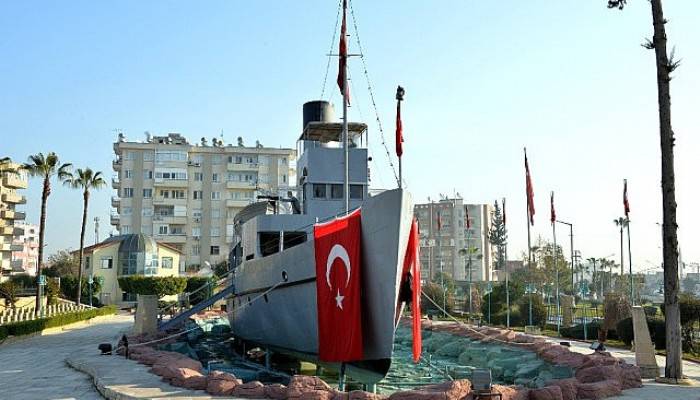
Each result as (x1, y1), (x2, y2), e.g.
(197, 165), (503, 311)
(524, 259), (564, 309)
(325, 244), (352, 309)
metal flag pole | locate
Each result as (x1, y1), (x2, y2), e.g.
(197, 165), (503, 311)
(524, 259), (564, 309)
(551, 192), (560, 335)
(503, 198), (510, 328)
(341, 0), (349, 215)
(525, 149), (533, 327)
(627, 220), (633, 305)
(396, 86), (404, 188)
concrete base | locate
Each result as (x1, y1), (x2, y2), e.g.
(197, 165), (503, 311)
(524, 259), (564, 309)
(654, 376), (698, 386)
(631, 306), (659, 378)
(133, 295), (158, 335)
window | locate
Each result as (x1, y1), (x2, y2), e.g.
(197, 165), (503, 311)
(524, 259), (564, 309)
(124, 151), (135, 160)
(123, 188), (134, 198)
(121, 225), (131, 234)
(144, 255), (158, 276)
(331, 184), (343, 199)
(210, 246), (220, 255)
(350, 185), (364, 200)
(124, 170), (133, 179)
(158, 225), (168, 235)
(282, 174), (287, 183)
(313, 184), (326, 199)
(162, 257), (174, 269)
(194, 172), (203, 181)
(100, 257), (114, 269)
(144, 152), (154, 161)
(212, 173), (219, 182)
(211, 191), (221, 200)
(193, 190), (203, 200)
(172, 190), (185, 199)
(143, 170), (153, 180)
(211, 227), (220, 237)
(155, 171), (187, 180)
(142, 208), (153, 217)
(191, 155), (203, 164)
(85, 256), (91, 270)
(143, 188), (152, 198)
(227, 172), (237, 182)
(170, 226), (184, 235)
(192, 227), (201, 237)
(122, 207), (132, 216)
(122, 292), (137, 302)
(211, 209), (220, 218)
(155, 151), (187, 162)
(121, 253), (137, 275)
(192, 209), (202, 218)
(244, 174), (255, 182)
(191, 245), (200, 256)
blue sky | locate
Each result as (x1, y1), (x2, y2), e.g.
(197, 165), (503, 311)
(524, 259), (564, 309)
(2, 1), (699, 272)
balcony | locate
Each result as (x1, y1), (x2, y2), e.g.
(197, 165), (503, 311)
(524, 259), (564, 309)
(112, 158), (122, 171)
(1, 210), (23, 220)
(154, 178), (189, 188)
(10, 259), (23, 271)
(14, 212), (26, 221)
(154, 234), (187, 244)
(13, 227), (24, 236)
(2, 192), (26, 204)
(226, 181), (256, 190)
(153, 197), (188, 206)
(0, 226), (14, 235)
(110, 213), (120, 226)
(2, 173), (28, 189)
(111, 196), (120, 208)
(112, 176), (120, 189)
(227, 162), (259, 172)
(153, 214), (188, 225)
(226, 199), (252, 208)
(0, 243), (11, 252)
(10, 243), (23, 252)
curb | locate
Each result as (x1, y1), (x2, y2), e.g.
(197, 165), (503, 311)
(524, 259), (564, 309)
(0, 314), (118, 347)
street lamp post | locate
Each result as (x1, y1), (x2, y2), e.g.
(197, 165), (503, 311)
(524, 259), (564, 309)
(556, 220), (574, 295)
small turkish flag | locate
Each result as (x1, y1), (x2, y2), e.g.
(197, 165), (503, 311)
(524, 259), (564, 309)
(314, 209), (363, 362)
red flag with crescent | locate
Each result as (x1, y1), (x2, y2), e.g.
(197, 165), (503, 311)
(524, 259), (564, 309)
(525, 149), (535, 226)
(550, 191), (556, 225)
(314, 209), (363, 362)
(337, 0), (350, 104)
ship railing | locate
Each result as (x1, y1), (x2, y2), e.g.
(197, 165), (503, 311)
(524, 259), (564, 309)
(157, 269), (235, 322)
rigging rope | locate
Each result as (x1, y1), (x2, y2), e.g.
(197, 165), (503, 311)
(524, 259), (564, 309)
(320, 0), (343, 99)
(348, 0), (401, 188)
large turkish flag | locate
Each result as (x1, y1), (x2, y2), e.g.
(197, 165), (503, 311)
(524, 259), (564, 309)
(314, 209), (363, 362)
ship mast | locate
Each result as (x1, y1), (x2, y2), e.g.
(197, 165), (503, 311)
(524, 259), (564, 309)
(341, 0), (349, 214)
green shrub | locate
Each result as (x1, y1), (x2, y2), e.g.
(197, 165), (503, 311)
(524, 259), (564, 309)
(561, 320), (602, 340)
(514, 295), (547, 327)
(185, 277), (215, 305)
(0, 325), (8, 341)
(9, 274), (35, 289)
(616, 316), (666, 350)
(46, 279), (60, 306)
(3, 305), (117, 337)
(0, 281), (18, 308)
(60, 275), (103, 305)
(118, 276), (187, 298)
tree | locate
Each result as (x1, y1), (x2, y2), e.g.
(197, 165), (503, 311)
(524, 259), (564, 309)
(117, 276), (188, 298)
(608, 0), (683, 379)
(613, 217), (628, 277)
(64, 168), (106, 305)
(488, 200), (507, 272)
(44, 249), (79, 277)
(421, 282), (455, 316)
(22, 152), (72, 310)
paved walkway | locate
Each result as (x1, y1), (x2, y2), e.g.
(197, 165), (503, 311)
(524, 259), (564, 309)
(0, 314), (132, 400)
(540, 335), (700, 399)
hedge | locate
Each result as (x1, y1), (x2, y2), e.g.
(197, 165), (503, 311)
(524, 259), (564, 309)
(117, 276), (187, 297)
(185, 277), (215, 305)
(0, 306), (117, 339)
(616, 316), (666, 349)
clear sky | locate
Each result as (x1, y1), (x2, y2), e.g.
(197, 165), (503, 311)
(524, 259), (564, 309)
(2, 1), (699, 273)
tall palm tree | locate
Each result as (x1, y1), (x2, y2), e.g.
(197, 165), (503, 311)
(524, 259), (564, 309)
(64, 168), (105, 305)
(22, 153), (72, 311)
(613, 218), (628, 276)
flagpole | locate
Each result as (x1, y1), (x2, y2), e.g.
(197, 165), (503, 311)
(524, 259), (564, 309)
(341, 0), (349, 215)
(552, 191), (560, 336)
(503, 197), (510, 328)
(396, 86), (404, 189)
(525, 148), (533, 327)
(627, 221), (633, 305)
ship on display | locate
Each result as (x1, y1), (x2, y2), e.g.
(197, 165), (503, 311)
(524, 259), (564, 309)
(227, 99), (415, 384)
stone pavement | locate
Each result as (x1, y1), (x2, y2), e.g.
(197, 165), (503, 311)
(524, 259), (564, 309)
(540, 334), (700, 399)
(0, 313), (132, 400)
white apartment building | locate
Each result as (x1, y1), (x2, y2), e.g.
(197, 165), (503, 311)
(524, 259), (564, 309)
(0, 160), (28, 281)
(414, 198), (495, 283)
(112, 133), (296, 270)
(11, 221), (38, 276)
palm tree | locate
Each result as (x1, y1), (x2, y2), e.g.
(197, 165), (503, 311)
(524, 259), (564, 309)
(613, 218), (628, 276)
(22, 153), (72, 311)
(587, 257), (598, 298)
(64, 168), (105, 305)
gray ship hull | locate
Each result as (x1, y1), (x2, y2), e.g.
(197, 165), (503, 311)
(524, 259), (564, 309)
(228, 189), (414, 383)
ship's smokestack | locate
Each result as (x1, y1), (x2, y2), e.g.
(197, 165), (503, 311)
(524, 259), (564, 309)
(303, 100), (335, 130)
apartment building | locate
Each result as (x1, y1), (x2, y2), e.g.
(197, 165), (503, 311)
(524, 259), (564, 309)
(112, 133), (296, 270)
(414, 197), (495, 283)
(0, 159), (28, 281)
(11, 221), (39, 276)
